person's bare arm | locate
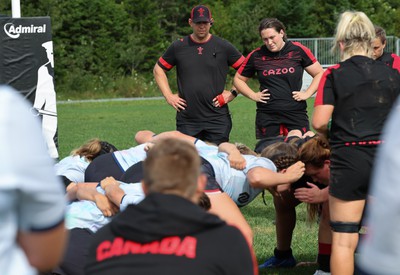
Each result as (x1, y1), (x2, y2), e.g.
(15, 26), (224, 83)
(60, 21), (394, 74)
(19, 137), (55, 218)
(212, 89), (237, 107)
(247, 161), (305, 189)
(17, 222), (67, 272)
(153, 63), (187, 111)
(218, 142), (246, 170)
(69, 182), (119, 216)
(101, 177), (126, 207)
(293, 62), (324, 101)
(233, 72), (270, 103)
(294, 184), (329, 203)
(65, 182), (98, 201)
(312, 105), (334, 138)
(150, 130), (197, 144)
(104, 184), (126, 207)
(135, 130), (156, 144)
(207, 192), (253, 246)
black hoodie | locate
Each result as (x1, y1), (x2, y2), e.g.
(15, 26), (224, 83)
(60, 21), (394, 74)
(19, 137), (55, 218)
(85, 193), (257, 275)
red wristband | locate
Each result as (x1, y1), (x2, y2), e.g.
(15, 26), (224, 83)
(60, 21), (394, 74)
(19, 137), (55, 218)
(216, 94), (226, 106)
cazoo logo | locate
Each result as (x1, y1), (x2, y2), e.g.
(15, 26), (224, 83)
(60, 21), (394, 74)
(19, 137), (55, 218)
(3, 23), (46, 39)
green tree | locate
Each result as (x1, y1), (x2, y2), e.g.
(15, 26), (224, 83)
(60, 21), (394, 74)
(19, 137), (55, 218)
(123, 0), (165, 73)
(1, 0), (399, 97)
(55, 0), (131, 78)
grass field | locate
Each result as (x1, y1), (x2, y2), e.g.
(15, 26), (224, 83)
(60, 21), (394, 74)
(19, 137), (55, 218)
(57, 96), (319, 274)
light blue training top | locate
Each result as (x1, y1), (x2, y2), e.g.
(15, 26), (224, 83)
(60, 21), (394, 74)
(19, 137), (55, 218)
(0, 86), (65, 275)
(66, 182), (144, 233)
(195, 140), (277, 207)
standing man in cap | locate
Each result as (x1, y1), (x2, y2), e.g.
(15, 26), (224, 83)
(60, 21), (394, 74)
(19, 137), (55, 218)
(154, 5), (245, 145)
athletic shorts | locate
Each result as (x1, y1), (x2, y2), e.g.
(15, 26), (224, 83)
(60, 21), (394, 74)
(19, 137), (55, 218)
(120, 161), (143, 183)
(329, 146), (377, 201)
(177, 115), (232, 145)
(255, 110), (310, 139)
(201, 157), (223, 193)
(84, 153), (124, 182)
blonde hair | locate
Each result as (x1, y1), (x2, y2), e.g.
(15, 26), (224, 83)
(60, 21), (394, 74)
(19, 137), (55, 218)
(143, 138), (200, 199)
(332, 11), (375, 61)
(306, 203), (321, 224)
(71, 138), (117, 162)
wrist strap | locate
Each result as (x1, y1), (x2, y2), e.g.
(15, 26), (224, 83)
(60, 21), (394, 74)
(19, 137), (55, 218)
(230, 89), (238, 97)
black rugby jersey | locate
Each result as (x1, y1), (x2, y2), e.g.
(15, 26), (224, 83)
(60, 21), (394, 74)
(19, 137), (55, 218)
(157, 35), (244, 121)
(315, 55), (400, 146)
(238, 41), (316, 112)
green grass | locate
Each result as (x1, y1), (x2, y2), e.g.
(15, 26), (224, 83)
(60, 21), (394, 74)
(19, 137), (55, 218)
(57, 96), (318, 274)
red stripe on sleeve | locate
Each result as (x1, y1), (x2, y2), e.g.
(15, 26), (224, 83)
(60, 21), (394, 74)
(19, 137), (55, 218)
(391, 53), (400, 73)
(232, 56), (245, 69)
(237, 48), (260, 75)
(158, 57), (173, 70)
(292, 41), (317, 63)
(315, 64), (340, 106)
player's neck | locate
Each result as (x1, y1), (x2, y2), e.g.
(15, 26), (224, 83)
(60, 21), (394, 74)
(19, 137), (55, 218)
(190, 33), (211, 43)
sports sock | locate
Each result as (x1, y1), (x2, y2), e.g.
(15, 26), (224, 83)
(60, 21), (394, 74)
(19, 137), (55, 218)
(274, 247), (293, 259)
(317, 242), (331, 272)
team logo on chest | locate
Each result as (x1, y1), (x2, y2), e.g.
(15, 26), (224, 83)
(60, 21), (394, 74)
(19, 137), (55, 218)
(197, 46), (204, 55)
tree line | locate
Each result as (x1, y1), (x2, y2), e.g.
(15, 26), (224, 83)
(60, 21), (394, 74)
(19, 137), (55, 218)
(1, 0), (399, 97)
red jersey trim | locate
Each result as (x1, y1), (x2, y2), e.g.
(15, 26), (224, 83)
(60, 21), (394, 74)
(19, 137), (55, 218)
(158, 57), (173, 70)
(391, 53), (400, 73)
(237, 48), (260, 75)
(292, 41), (317, 63)
(232, 56), (245, 69)
(344, 140), (384, 146)
(315, 64), (340, 106)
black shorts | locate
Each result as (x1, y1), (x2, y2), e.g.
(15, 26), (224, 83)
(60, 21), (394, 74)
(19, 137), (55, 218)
(177, 115), (232, 145)
(120, 161), (144, 183)
(84, 153), (124, 182)
(201, 157), (223, 193)
(255, 110), (310, 139)
(329, 146), (377, 201)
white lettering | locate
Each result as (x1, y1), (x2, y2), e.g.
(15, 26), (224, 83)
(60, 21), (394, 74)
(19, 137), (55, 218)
(4, 23), (47, 39)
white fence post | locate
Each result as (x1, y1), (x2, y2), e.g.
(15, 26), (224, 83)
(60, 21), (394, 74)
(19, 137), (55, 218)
(11, 0), (21, 18)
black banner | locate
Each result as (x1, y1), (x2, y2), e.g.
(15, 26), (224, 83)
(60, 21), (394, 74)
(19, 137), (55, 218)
(0, 17), (58, 158)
